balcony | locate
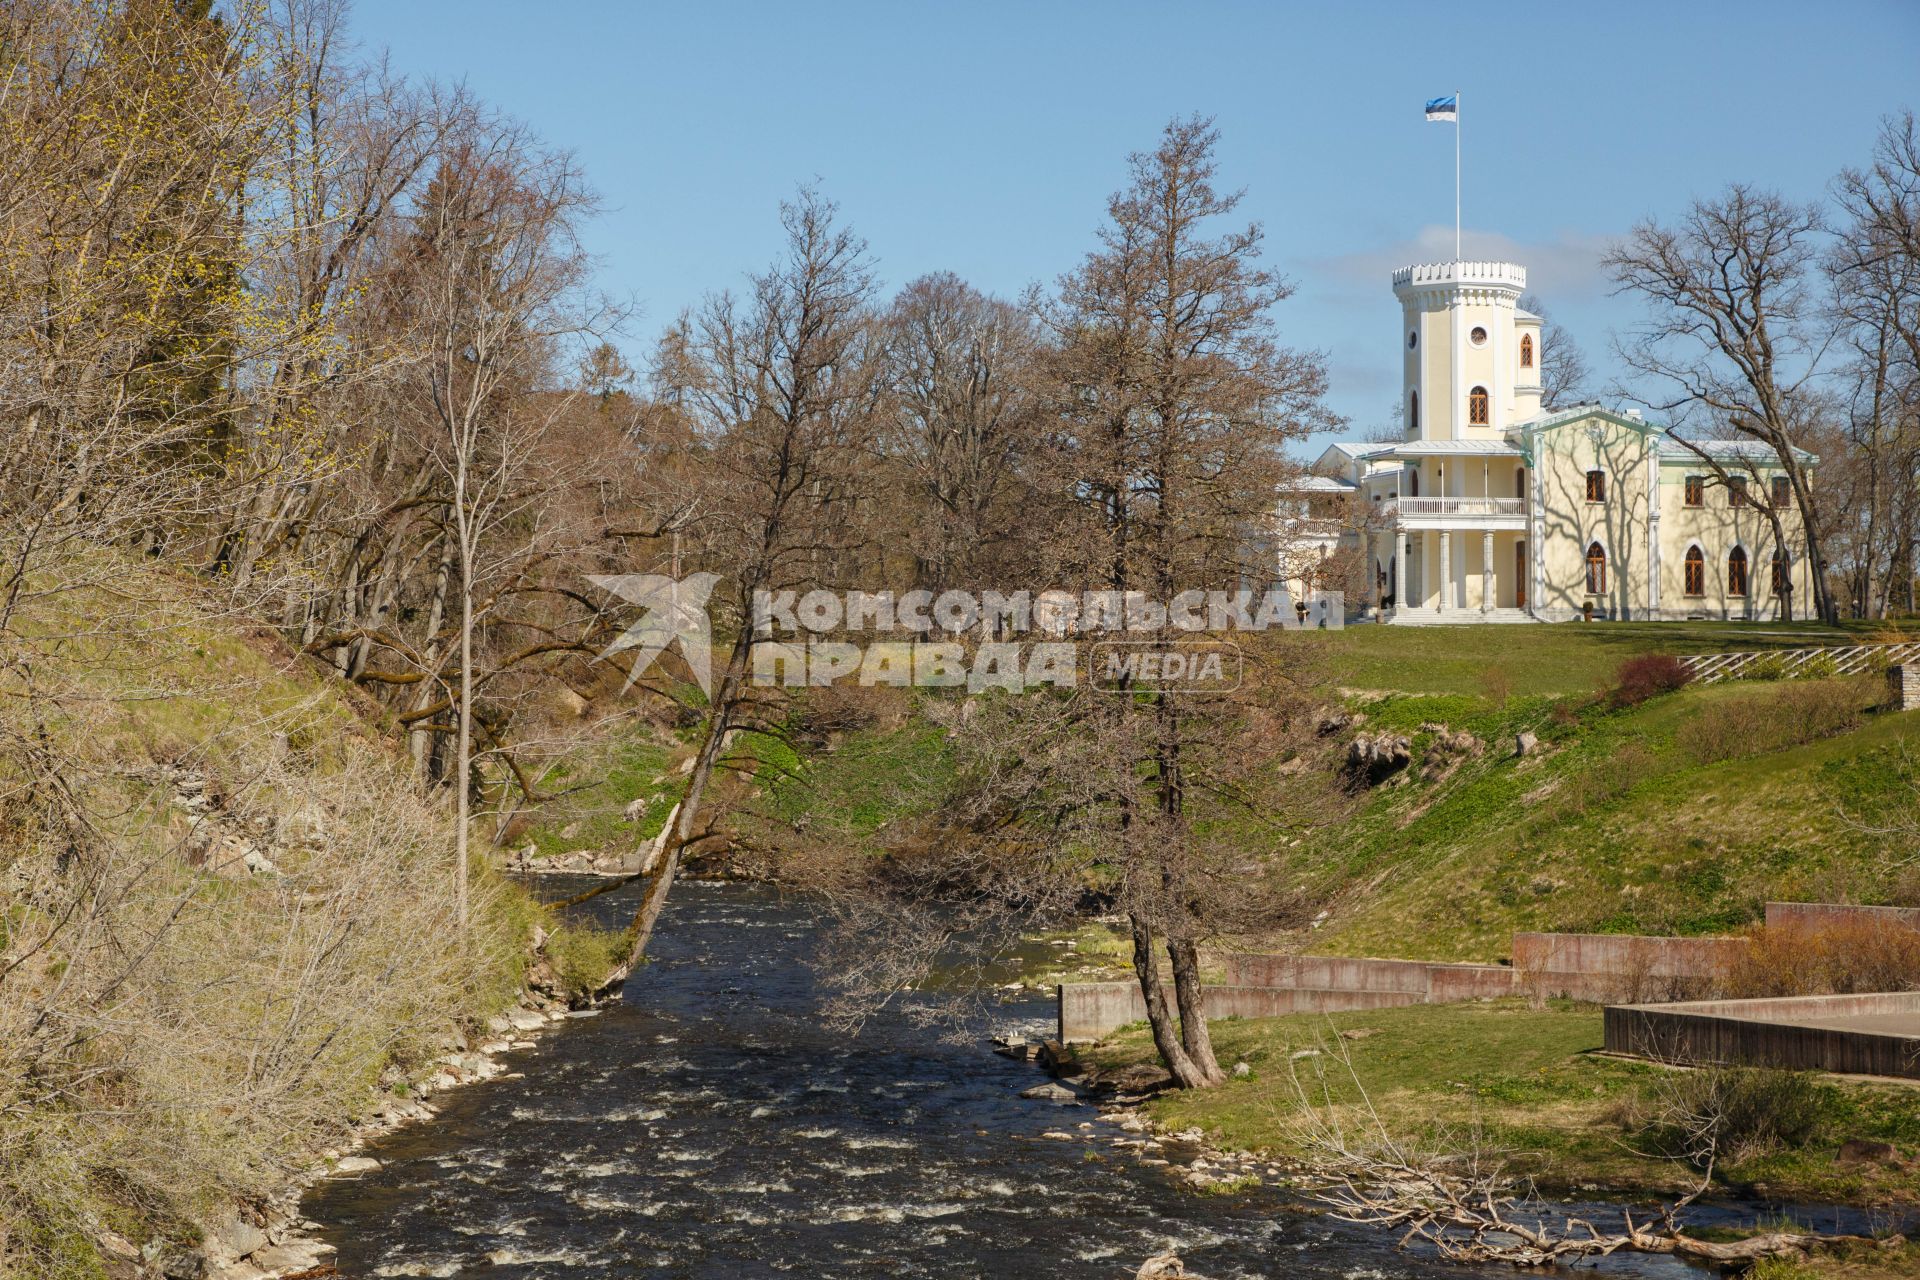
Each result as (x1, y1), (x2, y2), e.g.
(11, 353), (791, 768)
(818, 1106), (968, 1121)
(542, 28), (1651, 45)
(1385, 496), (1527, 526)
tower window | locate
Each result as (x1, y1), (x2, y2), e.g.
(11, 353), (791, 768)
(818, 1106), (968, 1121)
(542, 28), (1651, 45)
(1520, 333), (1534, 368)
(1408, 330), (1418, 349)
(1684, 475), (1705, 507)
(1586, 542), (1607, 595)
(1408, 389), (1418, 433)
(1468, 385), (1489, 425)
(1586, 469), (1607, 503)
(1684, 546), (1705, 596)
(1728, 547), (1749, 597)
(1770, 475), (1791, 507)
(1469, 325), (1488, 347)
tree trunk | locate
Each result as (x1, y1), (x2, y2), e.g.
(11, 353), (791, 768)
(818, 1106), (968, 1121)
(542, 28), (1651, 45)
(1167, 935), (1225, 1085)
(1129, 916), (1214, 1089)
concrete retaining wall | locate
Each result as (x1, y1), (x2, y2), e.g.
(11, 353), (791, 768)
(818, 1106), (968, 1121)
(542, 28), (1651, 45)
(1764, 901), (1920, 932)
(1604, 992), (1920, 1080)
(1511, 931), (1748, 1002)
(1224, 954), (1519, 1000)
(1057, 982), (1422, 1043)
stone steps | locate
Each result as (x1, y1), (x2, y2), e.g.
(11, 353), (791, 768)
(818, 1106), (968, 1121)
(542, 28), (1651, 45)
(1384, 606), (1537, 626)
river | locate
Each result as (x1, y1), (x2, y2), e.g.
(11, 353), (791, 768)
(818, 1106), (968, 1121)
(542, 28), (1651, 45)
(302, 879), (1796, 1278)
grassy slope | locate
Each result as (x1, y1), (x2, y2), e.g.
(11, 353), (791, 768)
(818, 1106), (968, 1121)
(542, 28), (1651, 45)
(1315, 618), (1916, 698)
(0, 568), (554, 1275)
(1287, 621), (1920, 959)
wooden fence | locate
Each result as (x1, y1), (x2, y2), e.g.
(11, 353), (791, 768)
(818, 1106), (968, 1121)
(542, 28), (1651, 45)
(1680, 641), (1920, 685)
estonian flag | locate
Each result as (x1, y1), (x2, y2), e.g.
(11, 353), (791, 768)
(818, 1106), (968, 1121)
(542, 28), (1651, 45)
(1424, 95), (1458, 123)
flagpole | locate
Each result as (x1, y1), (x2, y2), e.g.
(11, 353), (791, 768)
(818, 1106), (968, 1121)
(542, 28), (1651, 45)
(1454, 89), (1461, 261)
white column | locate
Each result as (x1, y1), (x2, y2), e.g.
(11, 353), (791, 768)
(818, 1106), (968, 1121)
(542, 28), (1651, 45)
(1482, 530), (1495, 612)
(1438, 530), (1451, 612)
(1395, 529), (1407, 613)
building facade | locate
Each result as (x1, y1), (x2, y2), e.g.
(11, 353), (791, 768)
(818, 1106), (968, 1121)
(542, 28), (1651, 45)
(1289, 259), (1817, 623)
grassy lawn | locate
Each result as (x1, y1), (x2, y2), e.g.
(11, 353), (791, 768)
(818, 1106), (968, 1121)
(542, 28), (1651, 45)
(1306, 618), (1916, 698)
(1088, 1000), (1920, 1205)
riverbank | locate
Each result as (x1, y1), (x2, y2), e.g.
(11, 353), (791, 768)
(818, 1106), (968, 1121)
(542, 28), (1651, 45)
(1074, 998), (1920, 1208)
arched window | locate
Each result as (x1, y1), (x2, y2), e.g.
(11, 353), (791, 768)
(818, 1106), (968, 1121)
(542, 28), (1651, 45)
(1586, 542), (1607, 595)
(1468, 385), (1489, 425)
(1408, 469), (1420, 497)
(1520, 333), (1534, 369)
(1770, 549), (1788, 595)
(1684, 546), (1705, 596)
(1727, 547), (1749, 597)
(1408, 389), (1419, 433)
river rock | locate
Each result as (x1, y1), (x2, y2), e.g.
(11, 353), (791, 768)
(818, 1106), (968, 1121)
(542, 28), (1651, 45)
(1019, 1081), (1085, 1103)
(332, 1155), (381, 1174)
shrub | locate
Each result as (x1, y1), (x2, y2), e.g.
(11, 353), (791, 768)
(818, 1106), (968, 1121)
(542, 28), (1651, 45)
(1741, 652), (1792, 681)
(1610, 653), (1692, 707)
(1723, 918), (1920, 998)
(1478, 663), (1512, 710)
(1631, 1066), (1831, 1166)
(1679, 678), (1868, 765)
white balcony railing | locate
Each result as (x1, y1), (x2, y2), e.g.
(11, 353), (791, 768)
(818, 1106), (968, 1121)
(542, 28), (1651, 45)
(1388, 496), (1526, 519)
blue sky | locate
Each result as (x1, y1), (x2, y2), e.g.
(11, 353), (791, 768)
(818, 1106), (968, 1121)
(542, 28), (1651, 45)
(350, 1), (1917, 452)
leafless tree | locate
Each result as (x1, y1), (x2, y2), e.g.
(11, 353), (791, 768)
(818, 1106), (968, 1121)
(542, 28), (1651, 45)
(1604, 187), (1842, 622)
(1830, 112), (1920, 617)
(584, 189), (881, 982)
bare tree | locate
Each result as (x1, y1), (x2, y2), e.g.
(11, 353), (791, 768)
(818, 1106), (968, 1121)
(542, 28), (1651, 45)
(1023, 117), (1334, 1087)
(1604, 187), (1842, 622)
(586, 189), (880, 981)
(1830, 112), (1920, 617)
(876, 272), (1041, 605)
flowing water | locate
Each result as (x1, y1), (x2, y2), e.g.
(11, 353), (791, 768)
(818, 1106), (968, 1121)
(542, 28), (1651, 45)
(303, 880), (1845, 1278)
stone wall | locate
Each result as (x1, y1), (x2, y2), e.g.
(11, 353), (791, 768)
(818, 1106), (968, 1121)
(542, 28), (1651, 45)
(1510, 931), (1749, 1002)
(1223, 954), (1519, 1000)
(1056, 982), (1423, 1044)
(1889, 664), (1920, 712)
(1764, 900), (1920, 932)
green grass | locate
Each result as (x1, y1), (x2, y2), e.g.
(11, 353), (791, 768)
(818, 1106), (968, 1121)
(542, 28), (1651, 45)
(1291, 675), (1920, 960)
(1306, 618), (1916, 698)
(759, 715), (954, 843)
(1089, 1000), (1920, 1204)
(515, 732), (686, 858)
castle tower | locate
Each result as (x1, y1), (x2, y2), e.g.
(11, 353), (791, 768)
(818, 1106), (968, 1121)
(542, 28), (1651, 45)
(1392, 261), (1541, 440)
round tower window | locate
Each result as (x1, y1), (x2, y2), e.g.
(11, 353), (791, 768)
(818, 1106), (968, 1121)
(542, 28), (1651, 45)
(1469, 325), (1488, 347)
(1407, 331), (1417, 349)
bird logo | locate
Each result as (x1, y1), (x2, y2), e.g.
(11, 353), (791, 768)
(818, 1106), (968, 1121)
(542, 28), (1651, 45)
(588, 572), (722, 696)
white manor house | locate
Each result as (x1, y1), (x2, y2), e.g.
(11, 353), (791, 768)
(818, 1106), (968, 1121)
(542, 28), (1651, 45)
(1283, 259), (1816, 624)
